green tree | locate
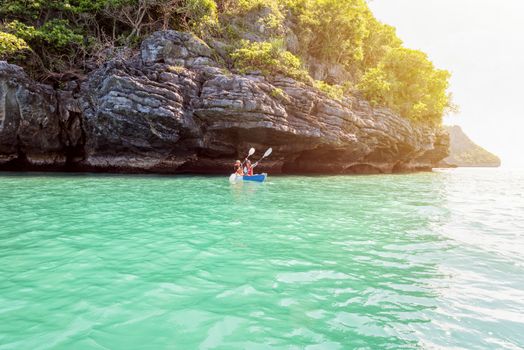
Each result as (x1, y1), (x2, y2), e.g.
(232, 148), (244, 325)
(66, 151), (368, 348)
(0, 31), (30, 60)
(358, 48), (452, 124)
(361, 16), (402, 72)
(292, 0), (370, 66)
(231, 39), (308, 80)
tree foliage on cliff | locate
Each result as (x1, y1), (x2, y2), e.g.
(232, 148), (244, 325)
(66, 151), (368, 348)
(231, 39), (308, 81)
(0, 0), (454, 124)
(0, 32), (29, 60)
(0, 0), (219, 76)
(358, 48), (453, 124)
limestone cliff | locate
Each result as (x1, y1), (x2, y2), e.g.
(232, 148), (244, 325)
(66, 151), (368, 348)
(0, 31), (449, 174)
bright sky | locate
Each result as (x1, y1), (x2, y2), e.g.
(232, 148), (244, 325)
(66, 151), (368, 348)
(369, 0), (524, 167)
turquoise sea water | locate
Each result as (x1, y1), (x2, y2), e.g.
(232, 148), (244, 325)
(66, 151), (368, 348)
(0, 168), (523, 349)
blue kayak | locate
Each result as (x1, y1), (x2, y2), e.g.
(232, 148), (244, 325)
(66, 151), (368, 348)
(229, 173), (267, 183)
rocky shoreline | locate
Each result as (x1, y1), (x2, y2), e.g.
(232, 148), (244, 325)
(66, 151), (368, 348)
(0, 31), (449, 175)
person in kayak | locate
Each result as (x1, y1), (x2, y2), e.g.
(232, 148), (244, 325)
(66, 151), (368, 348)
(234, 160), (244, 176)
(244, 159), (257, 176)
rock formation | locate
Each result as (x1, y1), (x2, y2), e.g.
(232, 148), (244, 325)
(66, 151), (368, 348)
(0, 63), (65, 167)
(0, 31), (449, 174)
(441, 125), (500, 167)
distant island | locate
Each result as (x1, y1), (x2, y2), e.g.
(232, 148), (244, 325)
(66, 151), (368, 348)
(442, 125), (501, 167)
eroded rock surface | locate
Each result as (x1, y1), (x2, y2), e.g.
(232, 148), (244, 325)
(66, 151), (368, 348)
(0, 31), (449, 174)
(0, 62), (64, 167)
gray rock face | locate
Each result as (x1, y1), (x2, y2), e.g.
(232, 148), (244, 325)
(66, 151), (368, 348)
(0, 31), (450, 174)
(307, 59), (352, 85)
(0, 62), (65, 166)
(141, 31), (216, 68)
(80, 60), (202, 170)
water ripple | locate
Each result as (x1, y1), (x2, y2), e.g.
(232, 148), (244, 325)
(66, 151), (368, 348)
(0, 169), (523, 349)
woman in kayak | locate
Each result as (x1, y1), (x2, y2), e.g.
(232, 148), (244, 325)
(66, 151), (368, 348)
(234, 160), (244, 176)
(244, 160), (257, 176)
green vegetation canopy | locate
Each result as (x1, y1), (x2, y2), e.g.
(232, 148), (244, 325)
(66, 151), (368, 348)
(0, 0), (454, 124)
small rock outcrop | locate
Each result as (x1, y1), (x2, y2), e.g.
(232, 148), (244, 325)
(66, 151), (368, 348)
(441, 125), (500, 167)
(0, 31), (450, 174)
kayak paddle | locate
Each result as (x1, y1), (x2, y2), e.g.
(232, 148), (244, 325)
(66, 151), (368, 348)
(242, 147), (256, 166)
(254, 148), (272, 164)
